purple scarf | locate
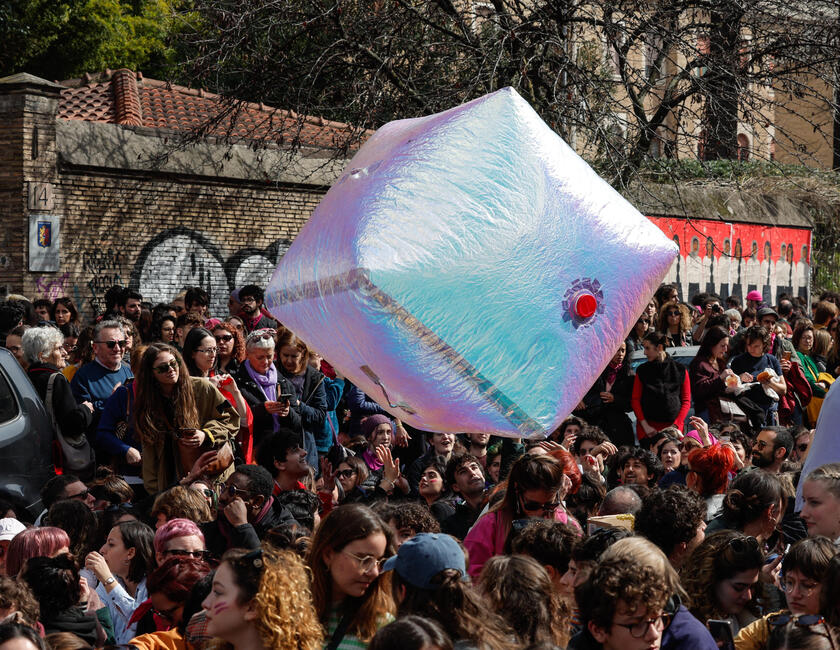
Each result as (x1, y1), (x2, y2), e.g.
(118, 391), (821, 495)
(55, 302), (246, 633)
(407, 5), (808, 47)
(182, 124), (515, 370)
(245, 360), (279, 429)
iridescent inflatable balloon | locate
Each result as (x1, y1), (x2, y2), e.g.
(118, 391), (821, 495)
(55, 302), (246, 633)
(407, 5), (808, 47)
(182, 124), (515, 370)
(266, 87), (677, 438)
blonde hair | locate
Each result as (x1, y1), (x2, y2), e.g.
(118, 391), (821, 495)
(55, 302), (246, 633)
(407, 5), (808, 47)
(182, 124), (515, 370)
(806, 463), (840, 500)
(254, 547), (323, 650)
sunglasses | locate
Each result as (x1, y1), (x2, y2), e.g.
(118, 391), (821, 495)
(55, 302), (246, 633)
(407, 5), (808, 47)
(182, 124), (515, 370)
(68, 489), (89, 501)
(336, 469), (356, 479)
(247, 329), (276, 341)
(153, 359), (179, 374)
(519, 495), (561, 513)
(164, 548), (212, 560)
(667, 311), (681, 317)
(215, 334), (234, 343)
(797, 443), (809, 452)
(769, 613), (827, 628)
(225, 484), (255, 499)
(96, 339), (127, 349)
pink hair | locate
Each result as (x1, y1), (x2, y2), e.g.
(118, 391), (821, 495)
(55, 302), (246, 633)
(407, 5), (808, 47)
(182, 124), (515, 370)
(5, 526), (70, 577)
(153, 518), (204, 554)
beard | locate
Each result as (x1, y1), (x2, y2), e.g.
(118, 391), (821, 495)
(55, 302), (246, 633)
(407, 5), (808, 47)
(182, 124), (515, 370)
(751, 452), (773, 468)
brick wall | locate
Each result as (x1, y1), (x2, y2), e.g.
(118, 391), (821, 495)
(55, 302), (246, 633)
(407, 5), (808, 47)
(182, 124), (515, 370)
(35, 171), (323, 317)
(0, 75), (329, 319)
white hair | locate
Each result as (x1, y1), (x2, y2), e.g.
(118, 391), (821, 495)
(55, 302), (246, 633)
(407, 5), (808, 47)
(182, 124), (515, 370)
(21, 325), (64, 365)
(245, 332), (275, 351)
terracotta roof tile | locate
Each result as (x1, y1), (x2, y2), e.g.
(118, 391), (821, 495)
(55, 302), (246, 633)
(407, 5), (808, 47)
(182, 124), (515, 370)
(57, 69), (363, 151)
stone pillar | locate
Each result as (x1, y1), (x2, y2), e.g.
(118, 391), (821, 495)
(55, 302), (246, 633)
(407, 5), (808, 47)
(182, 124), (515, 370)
(0, 73), (63, 298)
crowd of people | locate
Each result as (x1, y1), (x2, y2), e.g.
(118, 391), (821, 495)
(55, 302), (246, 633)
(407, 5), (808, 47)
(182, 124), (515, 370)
(0, 281), (838, 650)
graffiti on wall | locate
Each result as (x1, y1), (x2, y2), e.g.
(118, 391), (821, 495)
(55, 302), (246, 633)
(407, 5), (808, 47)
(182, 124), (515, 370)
(130, 228), (291, 317)
(649, 216), (812, 305)
(82, 248), (123, 315)
(35, 272), (70, 301)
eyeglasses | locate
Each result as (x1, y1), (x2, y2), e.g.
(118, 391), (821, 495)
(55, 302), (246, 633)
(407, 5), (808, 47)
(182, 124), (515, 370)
(153, 360), (179, 374)
(197, 347), (217, 355)
(240, 296), (258, 304)
(152, 605), (182, 622)
(336, 469), (356, 479)
(797, 443), (809, 452)
(225, 484), (255, 499)
(667, 311), (681, 317)
(341, 550), (386, 574)
(163, 548), (212, 560)
(519, 494), (561, 514)
(614, 613), (670, 638)
(215, 334), (234, 343)
(96, 339), (127, 349)
(68, 489), (89, 501)
(780, 578), (820, 596)
(62, 344), (77, 353)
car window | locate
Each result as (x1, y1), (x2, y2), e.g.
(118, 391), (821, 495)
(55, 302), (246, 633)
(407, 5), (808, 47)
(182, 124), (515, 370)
(0, 368), (19, 424)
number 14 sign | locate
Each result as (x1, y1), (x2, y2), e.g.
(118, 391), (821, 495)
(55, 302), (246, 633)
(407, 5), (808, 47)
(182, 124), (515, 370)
(28, 182), (54, 212)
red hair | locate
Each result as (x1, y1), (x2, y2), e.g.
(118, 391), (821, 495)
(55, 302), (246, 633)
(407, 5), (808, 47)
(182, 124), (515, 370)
(5, 527), (70, 577)
(147, 557), (211, 603)
(687, 444), (736, 496)
(546, 447), (582, 495)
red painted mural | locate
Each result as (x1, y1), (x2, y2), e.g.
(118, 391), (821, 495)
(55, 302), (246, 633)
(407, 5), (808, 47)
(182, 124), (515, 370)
(647, 216), (812, 304)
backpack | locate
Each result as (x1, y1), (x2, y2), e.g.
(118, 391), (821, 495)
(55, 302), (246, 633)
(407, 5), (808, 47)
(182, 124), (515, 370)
(46, 372), (95, 475)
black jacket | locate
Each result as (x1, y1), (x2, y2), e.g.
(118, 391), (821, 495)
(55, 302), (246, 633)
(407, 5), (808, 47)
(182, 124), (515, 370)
(28, 363), (94, 439)
(201, 498), (297, 557)
(576, 361), (635, 447)
(232, 361), (302, 448)
(279, 364), (327, 446)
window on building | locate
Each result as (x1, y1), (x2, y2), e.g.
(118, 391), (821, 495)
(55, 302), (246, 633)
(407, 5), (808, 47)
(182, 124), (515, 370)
(737, 133), (750, 161)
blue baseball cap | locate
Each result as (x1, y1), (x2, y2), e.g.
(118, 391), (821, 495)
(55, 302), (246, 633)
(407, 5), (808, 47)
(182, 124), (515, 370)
(381, 533), (466, 589)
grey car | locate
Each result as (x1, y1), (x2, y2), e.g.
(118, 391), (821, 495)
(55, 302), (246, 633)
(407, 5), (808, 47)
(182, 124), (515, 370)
(0, 347), (54, 514)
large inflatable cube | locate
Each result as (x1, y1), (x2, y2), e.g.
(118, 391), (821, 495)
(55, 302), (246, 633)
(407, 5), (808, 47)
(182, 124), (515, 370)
(266, 87), (677, 438)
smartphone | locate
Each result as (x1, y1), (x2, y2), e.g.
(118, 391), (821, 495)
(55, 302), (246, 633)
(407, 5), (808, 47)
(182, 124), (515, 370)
(707, 619), (735, 650)
(278, 393), (294, 402)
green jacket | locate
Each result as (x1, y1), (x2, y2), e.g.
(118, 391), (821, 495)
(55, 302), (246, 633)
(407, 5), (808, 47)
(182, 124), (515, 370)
(141, 377), (240, 493)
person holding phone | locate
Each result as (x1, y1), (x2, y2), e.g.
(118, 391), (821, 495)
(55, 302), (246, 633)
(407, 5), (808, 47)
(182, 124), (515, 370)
(275, 328), (327, 471)
(133, 343), (240, 493)
(681, 531), (765, 635)
(733, 537), (836, 650)
(232, 329), (301, 450)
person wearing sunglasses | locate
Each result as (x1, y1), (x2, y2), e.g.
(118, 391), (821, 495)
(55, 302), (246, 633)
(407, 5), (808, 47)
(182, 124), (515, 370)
(70, 320), (134, 423)
(201, 465), (296, 557)
(232, 327), (301, 451)
(211, 322), (245, 375)
(734, 536), (836, 650)
(790, 428), (814, 464)
(153, 518), (209, 566)
(132, 343), (239, 493)
(464, 454), (576, 579)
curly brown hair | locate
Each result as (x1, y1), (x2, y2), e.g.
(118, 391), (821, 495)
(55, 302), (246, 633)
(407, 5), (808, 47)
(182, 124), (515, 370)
(0, 575), (40, 627)
(219, 547), (323, 650)
(576, 555), (670, 631)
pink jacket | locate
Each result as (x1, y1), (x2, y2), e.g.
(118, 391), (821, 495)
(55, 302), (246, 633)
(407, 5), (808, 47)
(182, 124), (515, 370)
(463, 508), (579, 579)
